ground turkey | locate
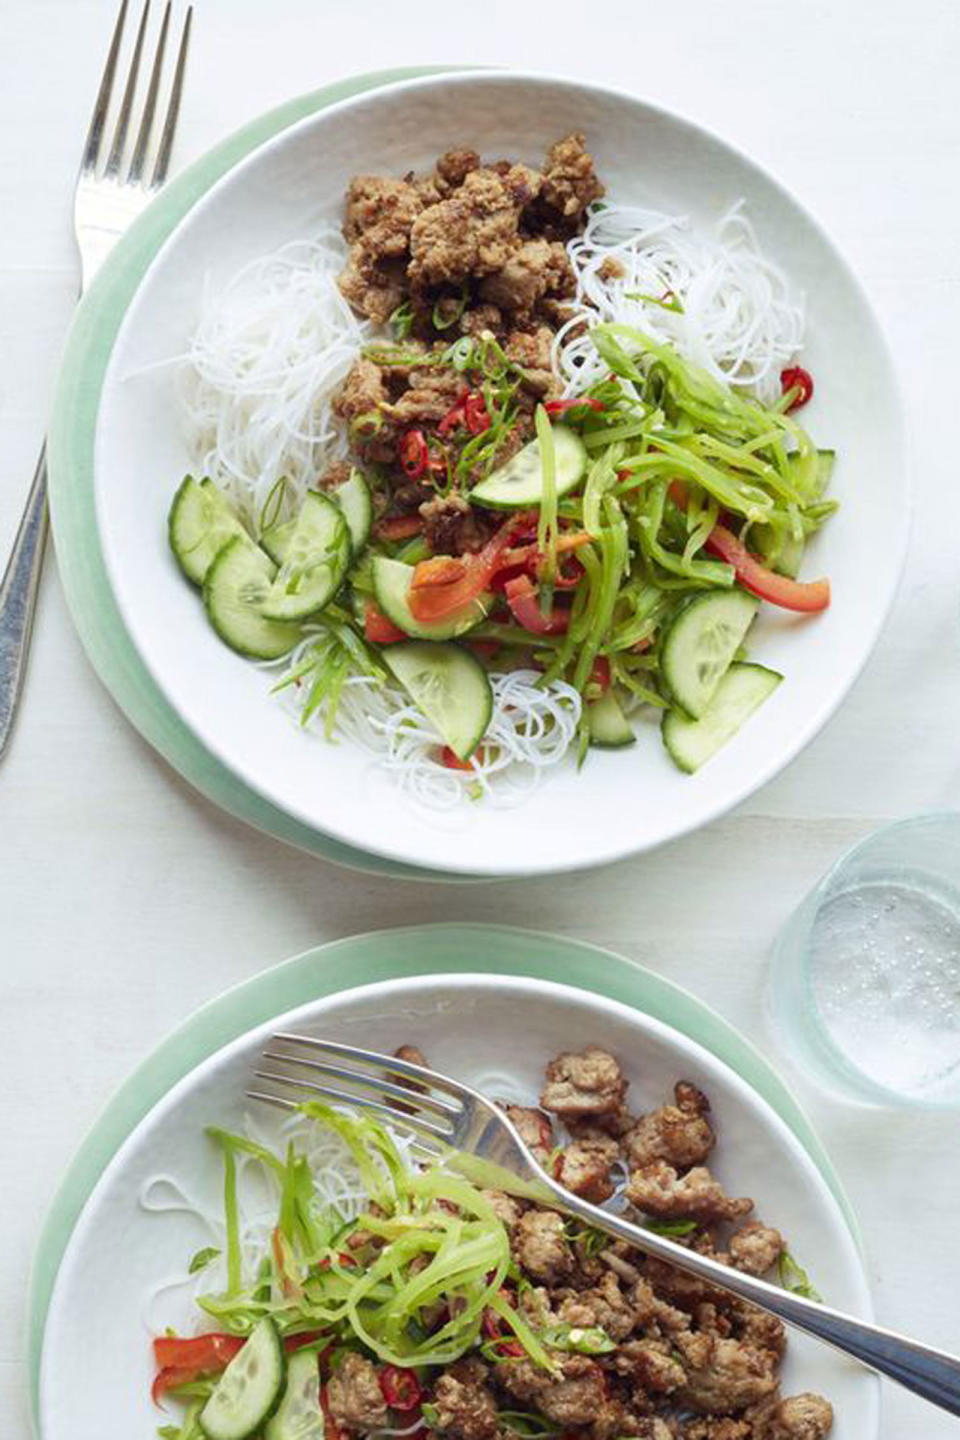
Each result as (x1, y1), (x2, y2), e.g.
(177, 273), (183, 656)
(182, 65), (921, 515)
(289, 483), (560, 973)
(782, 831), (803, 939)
(675, 1332), (779, 1415)
(727, 1223), (785, 1277)
(499, 1352), (607, 1427)
(625, 1161), (753, 1223)
(540, 1047), (627, 1120)
(430, 1357), (499, 1440)
(512, 1208), (574, 1283)
(325, 1353), (388, 1432)
(408, 167), (538, 287)
(622, 1082), (716, 1171)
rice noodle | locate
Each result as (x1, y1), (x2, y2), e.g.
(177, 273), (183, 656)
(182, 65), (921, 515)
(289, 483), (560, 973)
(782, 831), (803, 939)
(174, 199), (803, 810)
(139, 1108), (420, 1334)
(556, 201), (805, 406)
(272, 650), (582, 810)
(178, 233), (371, 525)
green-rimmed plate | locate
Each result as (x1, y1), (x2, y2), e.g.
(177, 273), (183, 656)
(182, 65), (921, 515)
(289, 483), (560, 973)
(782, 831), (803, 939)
(28, 924), (874, 1437)
(53, 67), (908, 879)
(48, 66), (459, 882)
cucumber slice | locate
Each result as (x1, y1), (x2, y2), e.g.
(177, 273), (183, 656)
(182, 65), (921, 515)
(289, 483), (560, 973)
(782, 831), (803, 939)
(333, 468), (373, 553)
(587, 690), (636, 749)
(383, 641), (492, 760)
(262, 473), (371, 565)
(469, 425), (587, 510)
(265, 1350), (324, 1440)
(661, 590), (759, 719)
(786, 447), (835, 497)
(260, 518), (296, 566)
(204, 537), (302, 660)
(662, 662), (782, 774)
(372, 556), (491, 640)
(169, 476), (249, 586)
(258, 492), (350, 622)
(751, 524), (804, 579)
(199, 1318), (285, 1440)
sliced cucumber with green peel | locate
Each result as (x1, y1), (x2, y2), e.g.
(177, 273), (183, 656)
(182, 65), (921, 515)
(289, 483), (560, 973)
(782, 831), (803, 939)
(787, 447), (835, 497)
(587, 690), (636, 748)
(333, 468), (373, 553)
(265, 1349), (324, 1440)
(662, 662), (782, 773)
(258, 492), (350, 622)
(203, 537), (302, 660)
(260, 518), (296, 566)
(372, 556), (491, 640)
(469, 425), (587, 510)
(169, 476), (249, 586)
(752, 524), (805, 579)
(661, 590), (759, 719)
(383, 641), (492, 760)
(263, 473), (371, 565)
(199, 1318), (285, 1440)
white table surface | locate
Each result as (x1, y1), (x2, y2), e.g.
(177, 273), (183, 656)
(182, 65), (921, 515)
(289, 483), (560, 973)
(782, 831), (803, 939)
(2, 0), (959, 1434)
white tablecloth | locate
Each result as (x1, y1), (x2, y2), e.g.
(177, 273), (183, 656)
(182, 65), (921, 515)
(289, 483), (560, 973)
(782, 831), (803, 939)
(2, 0), (958, 1433)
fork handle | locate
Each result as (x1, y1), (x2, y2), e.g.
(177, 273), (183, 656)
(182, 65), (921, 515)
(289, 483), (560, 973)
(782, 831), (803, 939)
(0, 442), (49, 759)
(555, 1186), (960, 1416)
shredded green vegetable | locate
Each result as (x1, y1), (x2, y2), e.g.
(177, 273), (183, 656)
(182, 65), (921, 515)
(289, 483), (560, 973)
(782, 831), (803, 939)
(269, 320), (834, 779)
(191, 1106), (552, 1372)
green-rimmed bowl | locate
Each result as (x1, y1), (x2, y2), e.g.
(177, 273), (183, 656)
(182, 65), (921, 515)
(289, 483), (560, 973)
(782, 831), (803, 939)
(28, 924), (876, 1437)
(52, 68), (908, 879)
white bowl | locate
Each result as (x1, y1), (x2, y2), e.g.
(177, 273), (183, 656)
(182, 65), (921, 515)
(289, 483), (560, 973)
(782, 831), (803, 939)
(39, 973), (877, 1439)
(95, 71), (907, 875)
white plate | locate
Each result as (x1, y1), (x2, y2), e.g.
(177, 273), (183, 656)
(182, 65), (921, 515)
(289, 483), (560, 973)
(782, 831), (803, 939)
(39, 973), (877, 1440)
(95, 71), (907, 876)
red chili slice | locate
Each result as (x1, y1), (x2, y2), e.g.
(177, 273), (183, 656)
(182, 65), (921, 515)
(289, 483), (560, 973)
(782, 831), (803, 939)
(780, 365), (814, 412)
(400, 429), (429, 478)
(379, 1364), (422, 1411)
(465, 392), (491, 434)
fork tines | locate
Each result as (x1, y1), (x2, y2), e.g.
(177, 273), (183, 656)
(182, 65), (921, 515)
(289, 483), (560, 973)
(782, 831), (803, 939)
(82, 0), (193, 190)
(247, 1034), (464, 1157)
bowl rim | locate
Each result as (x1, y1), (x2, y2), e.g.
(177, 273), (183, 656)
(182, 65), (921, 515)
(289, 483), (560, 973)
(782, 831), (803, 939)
(39, 967), (878, 1435)
(94, 67), (911, 877)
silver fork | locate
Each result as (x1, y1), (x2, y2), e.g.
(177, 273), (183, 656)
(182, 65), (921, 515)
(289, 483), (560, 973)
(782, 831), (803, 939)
(0, 0), (193, 759)
(251, 1035), (960, 1418)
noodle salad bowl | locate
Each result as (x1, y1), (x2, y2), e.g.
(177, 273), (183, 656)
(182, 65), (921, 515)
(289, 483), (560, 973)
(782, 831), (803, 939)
(94, 71), (907, 875)
(38, 972), (878, 1440)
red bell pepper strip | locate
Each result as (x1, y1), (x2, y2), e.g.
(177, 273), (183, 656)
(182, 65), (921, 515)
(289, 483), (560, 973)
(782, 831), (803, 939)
(504, 574), (570, 635)
(152, 1332), (332, 1404)
(780, 365), (814, 412)
(379, 1364), (422, 1411)
(364, 601), (408, 645)
(544, 397), (606, 417)
(152, 1334), (245, 1402)
(400, 429), (429, 478)
(407, 522), (523, 622)
(153, 1334), (245, 1371)
(705, 523), (830, 612)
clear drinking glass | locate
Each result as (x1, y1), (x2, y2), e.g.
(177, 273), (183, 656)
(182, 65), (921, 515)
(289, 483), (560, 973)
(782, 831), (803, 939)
(768, 812), (960, 1108)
